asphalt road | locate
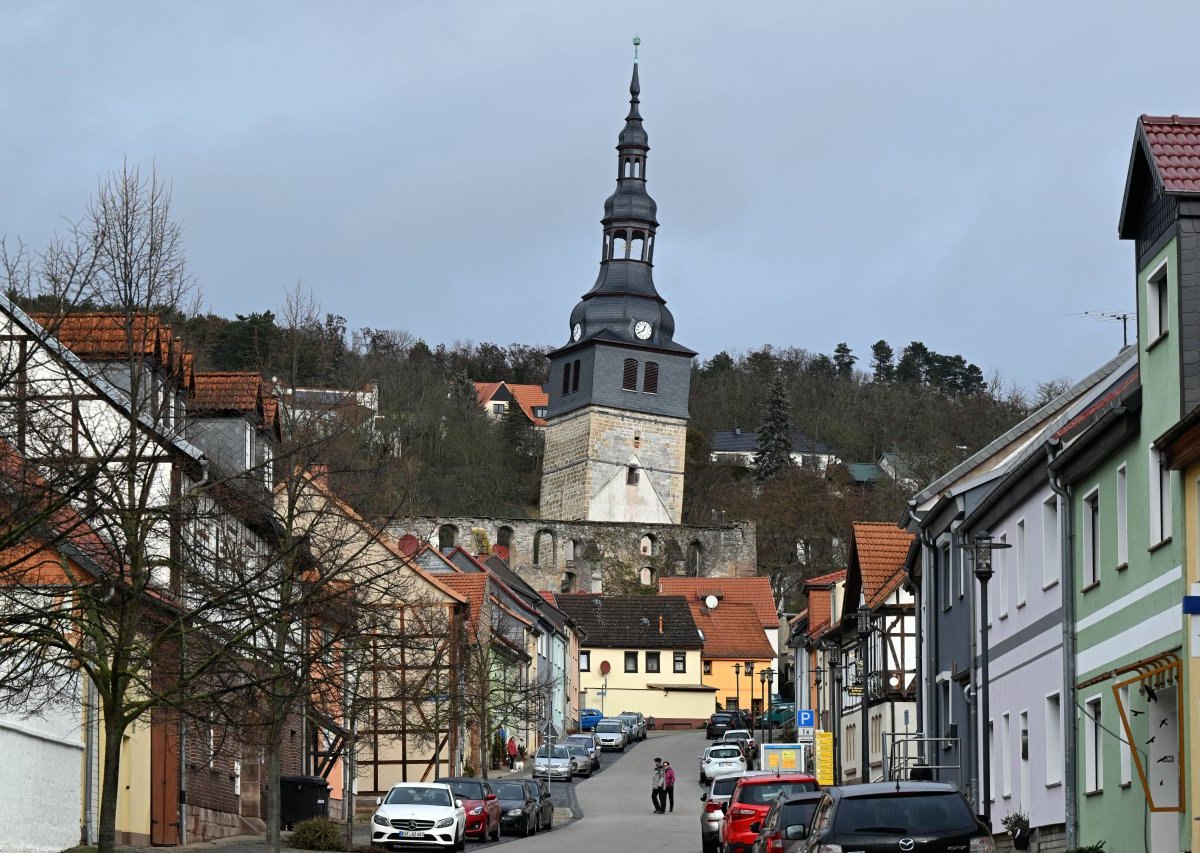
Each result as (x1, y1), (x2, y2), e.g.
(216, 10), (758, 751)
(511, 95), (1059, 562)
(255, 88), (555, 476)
(500, 729), (707, 853)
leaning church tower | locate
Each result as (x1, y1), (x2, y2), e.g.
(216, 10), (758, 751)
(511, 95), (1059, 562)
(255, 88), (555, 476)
(539, 52), (694, 525)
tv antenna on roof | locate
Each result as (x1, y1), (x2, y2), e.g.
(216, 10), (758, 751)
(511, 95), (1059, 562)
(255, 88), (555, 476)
(1079, 310), (1133, 347)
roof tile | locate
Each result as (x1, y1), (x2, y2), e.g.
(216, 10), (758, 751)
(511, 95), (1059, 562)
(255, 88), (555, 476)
(1141, 115), (1200, 192)
(555, 594), (703, 649)
(658, 576), (778, 628)
(850, 522), (915, 608)
(687, 601), (774, 660)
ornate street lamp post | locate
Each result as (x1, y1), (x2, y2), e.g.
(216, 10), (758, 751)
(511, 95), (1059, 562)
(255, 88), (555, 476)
(733, 663), (742, 711)
(973, 532), (1010, 825)
(822, 640), (842, 782)
(744, 661), (754, 719)
(759, 667), (774, 745)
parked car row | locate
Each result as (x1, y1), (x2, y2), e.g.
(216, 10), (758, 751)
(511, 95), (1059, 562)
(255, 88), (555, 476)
(699, 768), (996, 853)
(589, 710), (648, 751)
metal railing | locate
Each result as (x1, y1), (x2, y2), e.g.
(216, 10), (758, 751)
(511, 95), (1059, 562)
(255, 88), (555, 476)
(880, 733), (962, 788)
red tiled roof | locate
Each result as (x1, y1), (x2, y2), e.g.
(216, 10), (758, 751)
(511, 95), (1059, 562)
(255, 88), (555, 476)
(688, 601), (774, 660)
(851, 522), (915, 609)
(192, 372), (263, 412)
(473, 381), (549, 426)
(658, 576), (778, 628)
(1141, 115), (1200, 192)
(440, 573), (488, 642)
(805, 569), (847, 587)
(539, 590), (558, 606)
(803, 570), (845, 640)
(32, 312), (194, 387)
(1052, 369), (1139, 441)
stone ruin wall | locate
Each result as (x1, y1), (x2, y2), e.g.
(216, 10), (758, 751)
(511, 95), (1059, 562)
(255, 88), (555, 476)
(386, 516), (757, 593)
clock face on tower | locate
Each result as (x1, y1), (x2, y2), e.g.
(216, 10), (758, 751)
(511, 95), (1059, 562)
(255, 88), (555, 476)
(634, 321), (652, 340)
(572, 323), (583, 342)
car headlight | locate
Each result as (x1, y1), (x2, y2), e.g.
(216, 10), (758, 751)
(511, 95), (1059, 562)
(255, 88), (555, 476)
(507, 809), (524, 817)
(469, 806), (482, 815)
(435, 817), (456, 828)
(372, 814), (389, 826)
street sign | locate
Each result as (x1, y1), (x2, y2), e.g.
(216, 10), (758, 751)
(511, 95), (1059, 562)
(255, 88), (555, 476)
(797, 708), (815, 728)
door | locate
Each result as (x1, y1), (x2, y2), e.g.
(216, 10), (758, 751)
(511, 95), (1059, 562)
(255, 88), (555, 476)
(150, 709), (180, 845)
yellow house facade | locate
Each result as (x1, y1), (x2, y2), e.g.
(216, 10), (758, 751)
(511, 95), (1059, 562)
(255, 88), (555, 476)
(689, 601), (777, 716)
(556, 594), (714, 727)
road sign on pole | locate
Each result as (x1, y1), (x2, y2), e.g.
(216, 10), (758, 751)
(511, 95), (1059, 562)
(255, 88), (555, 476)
(796, 708), (816, 742)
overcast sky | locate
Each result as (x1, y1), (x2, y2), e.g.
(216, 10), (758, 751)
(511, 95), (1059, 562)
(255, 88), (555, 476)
(5, 1), (1199, 390)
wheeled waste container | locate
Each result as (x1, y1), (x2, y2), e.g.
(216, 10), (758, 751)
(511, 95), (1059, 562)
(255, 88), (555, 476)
(280, 775), (331, 828)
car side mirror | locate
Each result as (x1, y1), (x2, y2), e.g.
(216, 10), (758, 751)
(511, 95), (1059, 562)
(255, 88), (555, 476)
(486, 793), (497, 801)
(750, 822), (762, 833)
(455, 799), (463, 808)
(721, 802), (729, 813)
(700, 793), (708, 801)
(784, 824), (808, 840)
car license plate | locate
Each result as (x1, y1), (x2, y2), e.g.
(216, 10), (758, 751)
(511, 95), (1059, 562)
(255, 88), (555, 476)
(401, 831), (425, 838)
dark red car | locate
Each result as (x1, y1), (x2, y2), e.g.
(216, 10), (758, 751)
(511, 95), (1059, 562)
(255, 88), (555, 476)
(721, 771), (820, 853)
(439, 776), (501, 841)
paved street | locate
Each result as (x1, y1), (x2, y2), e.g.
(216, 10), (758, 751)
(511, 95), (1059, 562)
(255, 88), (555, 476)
(510, 730), (705, 853)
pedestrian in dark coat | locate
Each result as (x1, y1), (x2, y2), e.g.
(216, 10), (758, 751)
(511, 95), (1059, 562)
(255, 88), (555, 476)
(663, 761), (676, 812)
(651, 757), (666, 813)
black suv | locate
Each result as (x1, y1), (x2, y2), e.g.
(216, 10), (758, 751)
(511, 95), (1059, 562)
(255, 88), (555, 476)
(707, 712), (735, 739)
(797, 782), (994, 852)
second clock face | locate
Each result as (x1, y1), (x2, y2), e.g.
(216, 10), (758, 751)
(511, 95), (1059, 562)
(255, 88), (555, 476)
(634, 321), (652, 340)
(572, 323), (583, 342)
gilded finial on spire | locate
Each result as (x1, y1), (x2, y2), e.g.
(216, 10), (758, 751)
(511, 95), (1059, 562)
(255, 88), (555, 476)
(633, 35), (640, 63)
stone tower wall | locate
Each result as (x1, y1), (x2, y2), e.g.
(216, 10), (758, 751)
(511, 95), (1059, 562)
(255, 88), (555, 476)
(540, 404), (687, 524)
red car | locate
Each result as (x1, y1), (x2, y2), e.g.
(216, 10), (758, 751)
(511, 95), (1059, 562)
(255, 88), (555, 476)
(439, 776), (501, 841)
(720, 771), (819, 853)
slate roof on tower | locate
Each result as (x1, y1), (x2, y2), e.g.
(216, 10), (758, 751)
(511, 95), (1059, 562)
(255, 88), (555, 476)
(555, 594), (702, 649)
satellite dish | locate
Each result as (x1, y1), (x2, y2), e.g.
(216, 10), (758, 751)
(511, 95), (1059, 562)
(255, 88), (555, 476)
(600, 660), (611, 675)
(705, 594), (719, 609)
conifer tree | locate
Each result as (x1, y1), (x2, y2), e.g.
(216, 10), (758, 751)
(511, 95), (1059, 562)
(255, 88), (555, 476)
(870, 340), (895, 382)
(833, 342), (857, 377)
(753, 374), (795, 482)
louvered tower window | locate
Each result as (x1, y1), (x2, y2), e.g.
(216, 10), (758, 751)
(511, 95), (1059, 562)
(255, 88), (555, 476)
(643, 361), (659, 394)
(561, 363), (571, 395)
(572, 359), (581, 392)
(622, 358), (638, 391)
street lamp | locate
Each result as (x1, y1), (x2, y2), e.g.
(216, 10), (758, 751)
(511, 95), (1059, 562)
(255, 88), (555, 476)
(733, 663), (742, 711)
(857, 602), (871, 784)
(759, 667), (774, 745)
(744, 661), (754, 718)
(973, 532), (1010, 826)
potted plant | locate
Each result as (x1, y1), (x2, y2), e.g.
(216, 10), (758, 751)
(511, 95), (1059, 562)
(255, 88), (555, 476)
(1001, 811), (1031, 851)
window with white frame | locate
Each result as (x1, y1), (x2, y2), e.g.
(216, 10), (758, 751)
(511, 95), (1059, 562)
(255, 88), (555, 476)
(1001, 712), (1012, 798)
(1016, 519), (1027, 606)
(1045, 693), (1062, 786)
(1019, 711), (1030, 809)
(1147, 260), (1169, 341)
(997, 533), (1009, 618)
(1150, 445), (1173, 545)
(1042, 496), (1060, 587)
(1116, 465), (1128, 567)
(580, 650), (591, 672)
(1083, 488), (1100, 588)
(988, 720), (995, 801)
(941, 544), (952, 611)
(1118, 685), (1132, 786)
(1084, 696), (1103, 793)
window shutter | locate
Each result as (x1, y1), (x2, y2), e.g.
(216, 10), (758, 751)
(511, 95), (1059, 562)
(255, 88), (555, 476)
(643, 361), (659, 394)
(622, 358), (638, 390)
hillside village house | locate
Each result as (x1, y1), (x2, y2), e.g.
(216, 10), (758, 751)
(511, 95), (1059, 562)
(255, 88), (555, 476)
(710, 428), (839, 471)
(555, 594), (711, 727)
(474, 381), (549, 426)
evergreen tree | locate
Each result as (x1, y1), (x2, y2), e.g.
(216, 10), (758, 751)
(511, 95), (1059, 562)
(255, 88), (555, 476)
(870, 340), (895, 382)
(502, 397), (534, 457)
(832, 342), (857, 378)
(895, 341), (931, 384)
(754, 374), (795, 482)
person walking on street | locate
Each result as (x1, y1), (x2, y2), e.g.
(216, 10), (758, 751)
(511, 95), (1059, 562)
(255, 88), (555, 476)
(663, 761), (676, 812)
(651, 757), (666, 813)
(506, 736), (518, 770)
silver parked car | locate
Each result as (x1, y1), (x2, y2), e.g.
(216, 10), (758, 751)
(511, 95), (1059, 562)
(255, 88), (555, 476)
(563, 733), (602, 769)
(700, 772), (745, 853)
(618, 711), (648, 741)
(562, 743), (594, 776)
(532, 744), (573, 781)
(594, 718), (627, 751)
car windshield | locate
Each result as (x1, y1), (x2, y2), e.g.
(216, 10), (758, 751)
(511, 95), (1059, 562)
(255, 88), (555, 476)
(725, 731), (750, 740)
(711, 776), (741, 797)
(565, 735), (593, 746)
(444, 781), (482, 799)
(565, 745), (588, 757)
(834, 792), (977, 834)
(492, 781), (526, 800)
(738, 780), (818, 805)
(384, 786), (452, 806)
(596, 721), (623, 732)
(709, 747), (742, 759)
(711, 715), (732, 723)
(536, 746), (570, 760)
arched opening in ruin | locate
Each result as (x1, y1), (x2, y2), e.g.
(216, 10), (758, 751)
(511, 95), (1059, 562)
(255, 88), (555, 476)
(437, 524), (458, 552)
(497, 525), (514, 559)
(688, 540), (704, 576)
(640, 566), (655, 586)
(533, 529), (556, 566)
(640, 534), (656, 557)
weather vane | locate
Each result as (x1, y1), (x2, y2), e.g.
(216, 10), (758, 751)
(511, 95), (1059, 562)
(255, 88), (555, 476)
(633, 35), (641, 63)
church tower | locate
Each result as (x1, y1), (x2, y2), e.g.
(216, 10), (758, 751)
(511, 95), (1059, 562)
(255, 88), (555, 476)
(540, 52), (694, 524)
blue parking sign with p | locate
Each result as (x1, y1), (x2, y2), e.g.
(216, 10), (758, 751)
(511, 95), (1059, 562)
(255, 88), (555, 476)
(797, 708), (815, 728)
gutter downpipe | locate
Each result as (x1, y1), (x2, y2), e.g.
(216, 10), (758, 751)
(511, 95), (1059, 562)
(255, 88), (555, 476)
(1047, 439), (1077, 849)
